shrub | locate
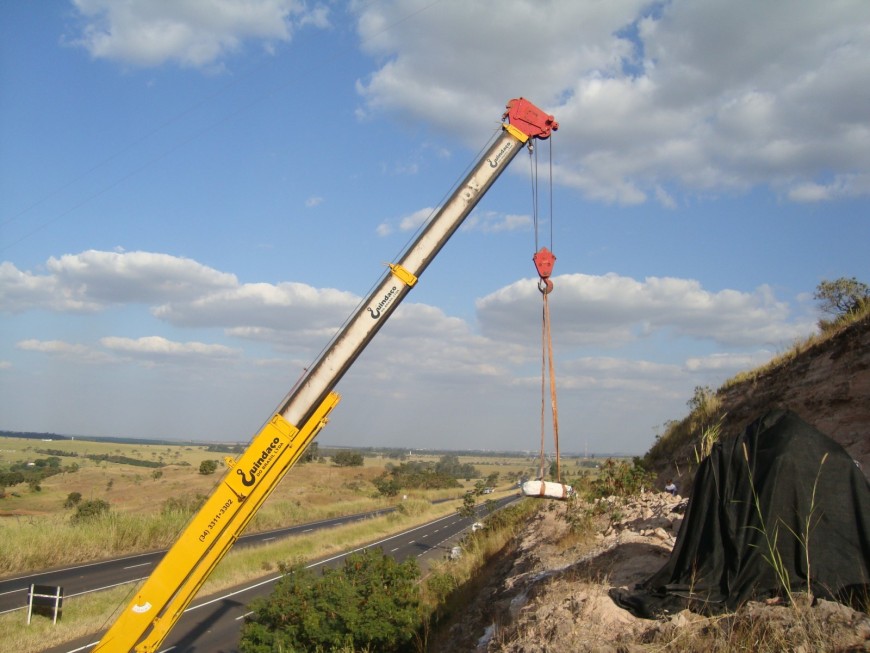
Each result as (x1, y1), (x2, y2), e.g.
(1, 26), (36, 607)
(199, 459), (218, 475)
(72, 498), (111, 523)
(241, 548), (421, 653)
(586, 459), (654, 499)
(333, 450), (364, 467)
(64, 491), (82, 508)
(373, 473), (400, 497)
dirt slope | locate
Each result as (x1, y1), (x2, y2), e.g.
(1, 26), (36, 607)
(435, 495), (870, 652)
(648, 312), (870, 489)
(716, 312), (870, 474)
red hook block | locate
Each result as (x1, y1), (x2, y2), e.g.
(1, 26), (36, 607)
(533, 247), (556, 294)
(533, 247), (556, 279)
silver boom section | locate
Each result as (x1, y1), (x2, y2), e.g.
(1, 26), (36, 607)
(278, 128), (526, 428)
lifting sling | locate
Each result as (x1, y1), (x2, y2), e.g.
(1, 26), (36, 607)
(522, 139), (572, 500)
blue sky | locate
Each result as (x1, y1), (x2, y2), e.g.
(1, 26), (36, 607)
(1, 0), (868, 455)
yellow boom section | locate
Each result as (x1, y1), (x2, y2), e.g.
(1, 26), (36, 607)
(93, 392), (340, 653)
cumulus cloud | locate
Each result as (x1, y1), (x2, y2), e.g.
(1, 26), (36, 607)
(1, 248), (818, 450)
(69, 0), (328, 69)
(353, 0), (870, 203)
(101, 335), (240, 361)
(153, 281), (359, 349)
(17, 339), (91, 355)
(462, 211), (532, 234)
(0, 251), (358, 350)
(16, 339), (112, 364)
(16, 335), (239, 367)
(0, 251), (236, 313)
(684, 351), (774, 372)
(477, 272), (816, 348)
(376, 206), (434, 237)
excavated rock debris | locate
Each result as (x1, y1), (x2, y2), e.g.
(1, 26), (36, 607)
(430, 492), (870, 652)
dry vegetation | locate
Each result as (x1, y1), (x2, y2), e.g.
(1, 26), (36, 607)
(0, 440), (544, 652)
(0, 438), (545, 569)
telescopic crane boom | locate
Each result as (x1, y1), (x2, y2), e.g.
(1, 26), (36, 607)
(92, 97), (557, 653)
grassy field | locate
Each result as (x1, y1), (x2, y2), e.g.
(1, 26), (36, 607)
(0, 435), (552, 651)
(0, 436), (557, 572)
(0, 494), (480, 653)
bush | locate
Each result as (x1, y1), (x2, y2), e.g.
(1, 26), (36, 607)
(241, 548), (421, 653)
(333, 450), (364, 467)
(585, 459), (654, 499)
(199, 459), (218, 475)
(64, 491), (82, 508)
(72, 498), (110, 523)
(373, 473), (400, 497)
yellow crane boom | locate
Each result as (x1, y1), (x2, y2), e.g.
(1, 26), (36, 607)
(92, 97), (558, 652)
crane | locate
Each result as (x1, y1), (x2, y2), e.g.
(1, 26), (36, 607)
(92, 97), (558, 652)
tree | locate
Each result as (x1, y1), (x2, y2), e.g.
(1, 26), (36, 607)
(240, 548), (420, 653)
(332, 450), (364, 467)
(299, 441), (319, 463)
(457, 491), (476, 518)
(64, 491), (82, 508)
(372, 473), (400, 497)
(814, 277), (870, 320)
(199, 459), (218, 475)
(434, 454), (478, 480)
(72, 498), (110, 523)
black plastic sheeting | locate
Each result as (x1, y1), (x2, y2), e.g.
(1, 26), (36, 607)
(612, 409), (870, 618)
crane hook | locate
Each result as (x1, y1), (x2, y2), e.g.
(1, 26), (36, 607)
(533, 247), (556, 294)
(538, 278), (554, 295)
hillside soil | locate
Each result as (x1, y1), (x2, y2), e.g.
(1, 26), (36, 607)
(432, 493), (870, 652)
(651, 314), (870, 491)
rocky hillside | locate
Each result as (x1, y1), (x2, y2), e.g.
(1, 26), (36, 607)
(646, 310), (870, 488)
(435, 494), (870, 652)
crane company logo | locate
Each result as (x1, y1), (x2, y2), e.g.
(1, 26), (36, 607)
(238, 437), (283, 486)
(368, 285), (398, 319)
(487, 141), (513, 168)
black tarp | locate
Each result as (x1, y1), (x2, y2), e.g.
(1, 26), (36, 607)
(613, 409), (870, 618)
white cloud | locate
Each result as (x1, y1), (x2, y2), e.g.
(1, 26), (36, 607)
(376, 206), (434, 236)
(0, 251), (237, 313)
(477, 272), (816, 349)
(305, 196), (324, 207)
(18, 339), (90, 355)
(152, 281), (359, 339)
(16, 335), (240, 368)
(101, 335), (240, 361)
(1, 249), (818, 451)
(787, 174), (870, 202)
(462, 211), (532, 234)
(353, 0), (870, 203)
(69, 0), (328, 69)
(684, 351), (774, 372)
(16, 339), (112, 364)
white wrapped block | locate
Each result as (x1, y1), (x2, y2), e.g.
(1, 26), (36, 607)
(521, 480), (573, 500)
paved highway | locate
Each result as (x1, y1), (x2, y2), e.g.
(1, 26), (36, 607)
(0, 506), (397, 616)
(23, 495), (517, 652)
